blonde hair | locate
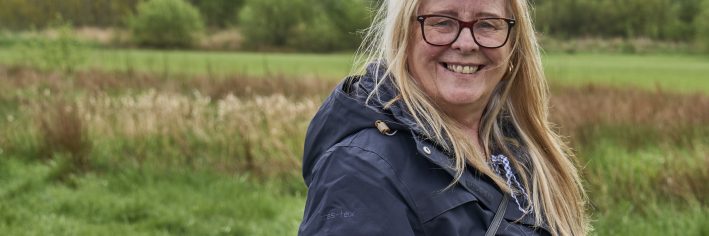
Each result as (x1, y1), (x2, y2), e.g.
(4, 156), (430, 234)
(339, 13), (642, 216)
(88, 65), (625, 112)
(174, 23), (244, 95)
(354, 0), (590, 235)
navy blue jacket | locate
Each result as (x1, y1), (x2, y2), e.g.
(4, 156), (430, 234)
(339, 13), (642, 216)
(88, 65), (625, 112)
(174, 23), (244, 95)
(299, 67), (551, 235)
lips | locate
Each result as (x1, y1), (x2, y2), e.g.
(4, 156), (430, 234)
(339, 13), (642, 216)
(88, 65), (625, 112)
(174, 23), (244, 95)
(442, 62), (484, 74)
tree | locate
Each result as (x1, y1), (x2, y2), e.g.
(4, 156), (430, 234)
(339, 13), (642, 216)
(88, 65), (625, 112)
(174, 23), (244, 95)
(239, 0), (373, 51)
(188, 0), (246, 28)
(128, 0), (205, 48)
(695, 0), (709, 52)
(239, 0), (309, 48)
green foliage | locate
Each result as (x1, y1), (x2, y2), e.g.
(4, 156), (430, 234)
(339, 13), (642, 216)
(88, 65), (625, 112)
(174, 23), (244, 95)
(0, 0), (140, 30)
(534, 0), (702, 40)
(238, 0), (307, 49)
(187, 0), (246, 28)
(128, 0), (205, 48)
(0, 30), (27, 48)
(695, 1), (709, 52)
(239, 0), (372, 52)
(13, 22), (88, 74)
(0, 0), (245, 30)
(288, 10), (343, 52)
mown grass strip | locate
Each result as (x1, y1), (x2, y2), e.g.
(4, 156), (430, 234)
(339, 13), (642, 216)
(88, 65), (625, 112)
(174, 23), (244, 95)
(543, 53), (709, 94)
(0, 48), (707, 93)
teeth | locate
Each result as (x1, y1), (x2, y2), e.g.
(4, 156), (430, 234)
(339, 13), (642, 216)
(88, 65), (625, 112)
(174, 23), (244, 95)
(446, 64), (479, 74)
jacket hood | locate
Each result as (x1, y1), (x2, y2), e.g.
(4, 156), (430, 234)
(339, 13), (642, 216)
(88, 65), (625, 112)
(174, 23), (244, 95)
(302, 63), (412, 184)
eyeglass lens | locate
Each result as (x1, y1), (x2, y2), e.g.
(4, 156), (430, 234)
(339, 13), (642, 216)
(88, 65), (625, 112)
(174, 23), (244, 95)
(421, 16), (511, 48)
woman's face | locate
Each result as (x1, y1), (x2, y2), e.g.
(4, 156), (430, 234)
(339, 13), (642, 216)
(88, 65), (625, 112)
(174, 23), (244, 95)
(408, 0), (513, 117)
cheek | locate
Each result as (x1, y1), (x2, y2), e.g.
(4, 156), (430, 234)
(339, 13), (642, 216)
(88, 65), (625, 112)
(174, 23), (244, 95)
(421, 50), (448, 78)
(410, 31), (443, 61)
(482, 48), (507, 66)
(482, 47), (513, 78)
(409, 41), (443, 75)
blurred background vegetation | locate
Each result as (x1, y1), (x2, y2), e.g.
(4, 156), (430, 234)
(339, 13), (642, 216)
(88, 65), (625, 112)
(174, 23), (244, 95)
(1, 0), (708, 52)
(0, 0), (707, 235)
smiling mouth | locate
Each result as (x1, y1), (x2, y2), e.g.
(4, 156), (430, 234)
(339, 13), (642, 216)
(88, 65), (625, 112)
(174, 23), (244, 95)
(442, 63), (484, 74)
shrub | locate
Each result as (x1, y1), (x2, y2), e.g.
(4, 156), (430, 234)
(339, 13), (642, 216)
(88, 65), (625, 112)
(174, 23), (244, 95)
(238, 0), (308, 49)
(239, 0), (372, 52)
(188, 0), (246, 28)
(13, 21), (88, 74)
(695, 1), (709, 52)
(128, 0), (205, 48)
(288, 11), (343, 52)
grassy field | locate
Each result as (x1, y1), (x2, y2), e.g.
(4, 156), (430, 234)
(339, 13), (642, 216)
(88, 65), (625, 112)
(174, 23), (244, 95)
(0, 48), (355, 79)
(0, 50), (707, 235)
(543, 53), (709, 93)
(0, 158), (304, 235)
(0, 47), (708, 93)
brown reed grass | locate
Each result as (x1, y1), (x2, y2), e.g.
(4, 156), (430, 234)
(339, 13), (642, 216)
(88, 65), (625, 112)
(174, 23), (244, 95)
(42, 91), (319, 178)
(35, 99), (92, 176)
(0, 65), (337, 100)
(550, 85), (708, 207)
(2, 65), (706, 184)
(550, 84), (709, 147)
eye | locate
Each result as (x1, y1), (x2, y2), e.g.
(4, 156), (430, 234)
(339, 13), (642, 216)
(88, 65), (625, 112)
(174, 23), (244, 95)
(477, 21), (498, 30)
(475, 19), (505, 31)
(426, 18), (456, 28)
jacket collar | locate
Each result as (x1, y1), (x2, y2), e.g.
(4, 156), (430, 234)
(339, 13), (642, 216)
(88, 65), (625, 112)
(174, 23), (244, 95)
(412, 134), (545, 228)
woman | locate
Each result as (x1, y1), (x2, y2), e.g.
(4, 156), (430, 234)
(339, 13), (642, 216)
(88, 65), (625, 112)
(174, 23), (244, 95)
(300, 0), (589, 235)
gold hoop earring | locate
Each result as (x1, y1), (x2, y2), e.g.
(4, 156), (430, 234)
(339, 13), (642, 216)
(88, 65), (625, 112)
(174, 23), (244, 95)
(508, 63), (514, 73)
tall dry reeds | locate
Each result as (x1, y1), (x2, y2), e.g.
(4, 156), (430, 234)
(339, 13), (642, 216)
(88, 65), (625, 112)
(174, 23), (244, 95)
(1, 65), (333, 178)
(36, 100), (91, 165)
(32, 99), (92, 183)
(550, 84), (708, 208)
(551, 84), (708, 148)
(0, 65), (337, 100)
(2, 65), (706, 190)
(62, 91), (317, 177)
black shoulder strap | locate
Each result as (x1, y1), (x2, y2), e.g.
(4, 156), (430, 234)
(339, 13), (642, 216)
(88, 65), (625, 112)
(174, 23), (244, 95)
(485, 194), (509, 236)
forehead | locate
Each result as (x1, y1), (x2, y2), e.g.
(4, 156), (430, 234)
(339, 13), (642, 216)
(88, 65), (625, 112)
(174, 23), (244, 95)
(418, 0), (508, 19)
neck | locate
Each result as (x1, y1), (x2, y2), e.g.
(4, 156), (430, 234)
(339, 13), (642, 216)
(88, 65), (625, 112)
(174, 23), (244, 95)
(439, 102), (486, 154)
(440, 102), (484, 133)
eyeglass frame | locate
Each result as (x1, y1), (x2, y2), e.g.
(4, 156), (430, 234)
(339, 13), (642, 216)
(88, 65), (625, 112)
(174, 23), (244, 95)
(415, 15), (516, 49)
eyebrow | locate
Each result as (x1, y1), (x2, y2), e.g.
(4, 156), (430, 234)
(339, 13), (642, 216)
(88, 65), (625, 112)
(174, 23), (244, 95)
(426, 10), (504, 18)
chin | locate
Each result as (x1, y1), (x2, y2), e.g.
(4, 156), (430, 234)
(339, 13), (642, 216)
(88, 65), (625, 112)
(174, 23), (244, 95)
(440, 90), (483, 106)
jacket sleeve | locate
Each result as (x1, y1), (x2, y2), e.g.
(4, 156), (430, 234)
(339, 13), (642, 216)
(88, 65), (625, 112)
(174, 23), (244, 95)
(299, 145), (418, 236)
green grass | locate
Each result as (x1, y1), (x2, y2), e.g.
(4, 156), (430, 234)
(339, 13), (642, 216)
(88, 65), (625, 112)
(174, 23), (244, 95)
(0, 157), (304, 236)
(0, 48), (355, 79)
(1, 140), (705, 235)
(0, 47), (707, 235)
(1, 47), (707, 93)
(543, 53), (709, 94)
(592, 200), (708, 236)
(583, 142), (709, 236)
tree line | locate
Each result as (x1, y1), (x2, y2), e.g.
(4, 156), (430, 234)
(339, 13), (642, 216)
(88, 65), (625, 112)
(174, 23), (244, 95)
(1, 0), (708, 51)
(0, 0), (241, 30)
(534, 0), (704, 41)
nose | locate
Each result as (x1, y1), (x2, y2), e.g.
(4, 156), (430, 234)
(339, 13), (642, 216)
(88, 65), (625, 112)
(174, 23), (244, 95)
(450, 27), (479, 52)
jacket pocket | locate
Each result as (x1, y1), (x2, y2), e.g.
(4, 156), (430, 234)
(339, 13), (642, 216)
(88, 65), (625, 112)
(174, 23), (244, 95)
(414, 185), (479, 223)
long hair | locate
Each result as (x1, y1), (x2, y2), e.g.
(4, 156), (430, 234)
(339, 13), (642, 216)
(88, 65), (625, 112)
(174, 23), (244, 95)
(354, 0), (590, 235)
